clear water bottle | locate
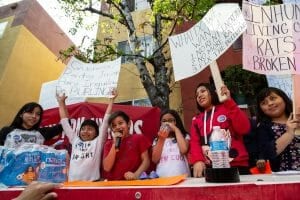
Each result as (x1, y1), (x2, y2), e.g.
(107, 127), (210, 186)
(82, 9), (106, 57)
(209, 126), (230, 168)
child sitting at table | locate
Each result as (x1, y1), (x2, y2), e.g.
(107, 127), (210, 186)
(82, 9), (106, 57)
(56, 90), (117, 181)
(152, 109), (191, 177)
(102, 111), (151, 180)
(255, 87), (300, 172)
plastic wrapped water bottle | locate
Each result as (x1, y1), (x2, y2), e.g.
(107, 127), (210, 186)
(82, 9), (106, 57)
(209, 126), (230, 168)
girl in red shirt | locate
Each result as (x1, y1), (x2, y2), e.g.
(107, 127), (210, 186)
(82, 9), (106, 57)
(189, 83), (250, 177)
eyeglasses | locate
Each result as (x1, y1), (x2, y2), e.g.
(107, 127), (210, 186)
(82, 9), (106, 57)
(161, 118), (175, 123)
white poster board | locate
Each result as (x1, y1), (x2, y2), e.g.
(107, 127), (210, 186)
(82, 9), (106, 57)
(248, 0), (266, 4)
(39, 80), (86, 110)
(57, 57), (121, 97)
(243, 2), (300, 75)
(266, 75), (292, 99)
(283, 0), (300, 3)
(169, 3), (246, 81)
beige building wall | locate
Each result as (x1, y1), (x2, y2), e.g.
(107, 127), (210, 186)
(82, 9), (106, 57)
(0, 25), (65, 126)
(0, 0), (73, 127)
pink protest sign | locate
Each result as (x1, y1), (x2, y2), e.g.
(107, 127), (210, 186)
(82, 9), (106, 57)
(242, 1), (300, 75)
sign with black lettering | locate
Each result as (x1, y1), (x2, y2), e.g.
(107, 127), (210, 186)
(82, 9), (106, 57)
(57, 57), (121, 97)
(243, 1), (300, 75)
(39, 80), (86, 110)
(169, 3), (246, 81)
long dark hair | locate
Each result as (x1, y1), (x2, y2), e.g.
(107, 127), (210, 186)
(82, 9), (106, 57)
(256, 87), (292, 123)
(195, 83), (220, 112)
(160, 109), (188, 137)
(10, 102), (43, 130)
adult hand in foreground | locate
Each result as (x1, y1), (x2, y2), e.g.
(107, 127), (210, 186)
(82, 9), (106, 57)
(13, 181), (59, 200)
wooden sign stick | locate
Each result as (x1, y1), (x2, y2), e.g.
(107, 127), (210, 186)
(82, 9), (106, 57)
(292, 74), (300, 136)
(209, 60), (228, 102)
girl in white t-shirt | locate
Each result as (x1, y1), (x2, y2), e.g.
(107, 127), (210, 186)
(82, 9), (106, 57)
(56, 90), (117, 181)
(152, 109), (191, 177)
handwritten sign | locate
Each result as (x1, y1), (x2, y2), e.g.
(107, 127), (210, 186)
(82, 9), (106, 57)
(39, 80), (86, 110)
(283, 0), (300, 3)
(57, 57), (121, 97)
(169, 3), (246, 81)
(266, 75), (292, 99)
(243, 2), (300, 75)
(248, 0), (266, 4)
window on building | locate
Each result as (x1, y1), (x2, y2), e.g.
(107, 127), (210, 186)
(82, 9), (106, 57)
(0, 21), (8, 39)
(102, 0), (150, 13)
(127, 0), (135, 12)
(133, 98), (152, 107)
(135, 0), (150, 11)
(116, 98), (152, 107)
(118, 35), (155, 63)
(118, 40), (131, 63)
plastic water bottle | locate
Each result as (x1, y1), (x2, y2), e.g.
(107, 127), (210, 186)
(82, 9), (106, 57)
(209, 126), (230, 168)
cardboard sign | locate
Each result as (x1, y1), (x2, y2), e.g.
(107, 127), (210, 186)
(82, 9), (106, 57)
(169, 3), (246, 81)
(57, 57), (121, 97)
(243, 2), (300, 75)
(39, 80), (86, 110)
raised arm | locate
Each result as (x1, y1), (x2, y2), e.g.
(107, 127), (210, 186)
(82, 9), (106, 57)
(220, 86), (250, 135)
(55, 93), (75, 142)
(106, 89), (118, 115)
(56, 93), (69, 119)
(99, 89), (118, 148)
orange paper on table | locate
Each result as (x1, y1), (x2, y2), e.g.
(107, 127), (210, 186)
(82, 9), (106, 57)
(63, 174), (186, 187)
(250, 161), (272, 174)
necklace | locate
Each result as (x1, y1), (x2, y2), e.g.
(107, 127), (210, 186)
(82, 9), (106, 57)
(203, 106), (215, 145)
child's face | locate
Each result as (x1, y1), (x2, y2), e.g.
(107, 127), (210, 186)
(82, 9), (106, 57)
(79, 125), (97, 141)
(110, 116), (130, 137)
(196, 86), (212, 110)
(259, 92), (286, 119)
(161, 113), (176, 125)
(21, 107), (41, 129)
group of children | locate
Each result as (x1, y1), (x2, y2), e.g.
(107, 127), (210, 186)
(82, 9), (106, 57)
(0, 84), (299, 183)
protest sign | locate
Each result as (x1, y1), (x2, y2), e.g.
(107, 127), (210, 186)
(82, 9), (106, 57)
(266, 75), (292, 99)
(283, 0), (300, 3)
(243, 2), (300, 75)
(248, 0), (266, 4)
(57, 57), (121, 97)
(169, 3), (246, 81)
(39, 80), (86, 110)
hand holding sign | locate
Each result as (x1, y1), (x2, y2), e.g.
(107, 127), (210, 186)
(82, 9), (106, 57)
(56, 57), (121, 98)
(169, 3), (246, 81)
(209, 61), (228, 102)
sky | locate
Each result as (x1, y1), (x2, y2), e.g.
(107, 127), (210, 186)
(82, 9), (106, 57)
(0, 0), (99, 48)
